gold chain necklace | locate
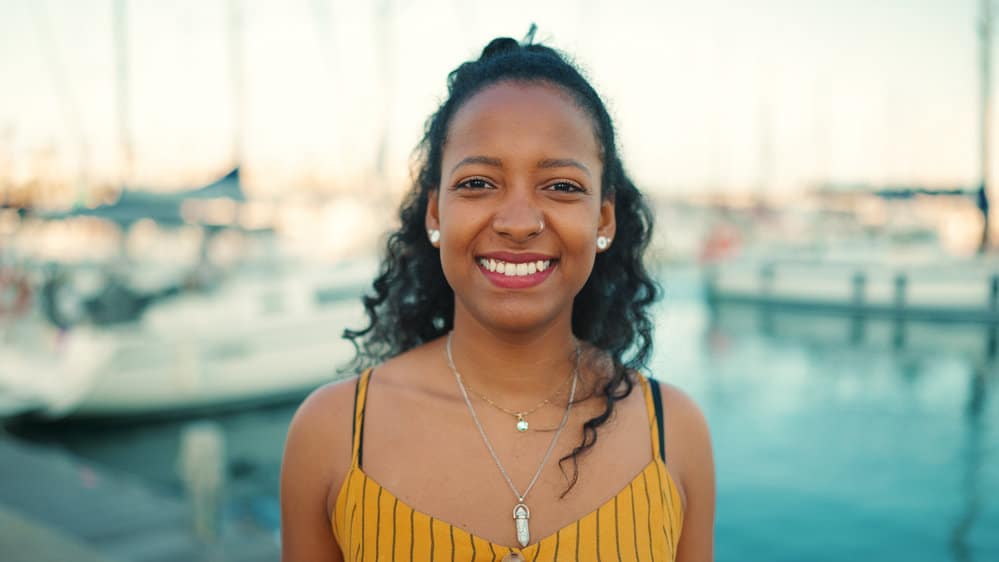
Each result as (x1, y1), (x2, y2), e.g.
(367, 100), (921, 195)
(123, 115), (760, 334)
(461, 366), (574, 432)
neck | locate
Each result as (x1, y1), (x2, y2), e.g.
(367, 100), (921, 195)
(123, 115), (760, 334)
(446, 315), (579, 400)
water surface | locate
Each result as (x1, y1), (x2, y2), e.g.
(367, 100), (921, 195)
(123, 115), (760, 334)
(13, 273), (998, 561)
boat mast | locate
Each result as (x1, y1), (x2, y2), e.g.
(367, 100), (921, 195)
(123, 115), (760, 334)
(31, 2), (89, 205)
(980, 0), (994, 253)
(113, 0), (132, 186)
(757, 84), (773, 202)
(228, 0), (244, 167)
(373, 0), (394, 198)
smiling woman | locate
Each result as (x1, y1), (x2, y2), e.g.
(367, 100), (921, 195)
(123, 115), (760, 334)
(280, 30), (715, 562)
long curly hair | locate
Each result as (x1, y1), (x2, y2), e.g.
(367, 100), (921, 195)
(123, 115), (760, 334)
(344, 30), (660, 495)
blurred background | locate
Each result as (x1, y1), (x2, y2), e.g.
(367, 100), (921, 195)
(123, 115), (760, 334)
(1, 0), (997, 560)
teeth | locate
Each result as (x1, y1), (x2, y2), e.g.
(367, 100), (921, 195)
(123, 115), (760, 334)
(479, 258), (553, 277)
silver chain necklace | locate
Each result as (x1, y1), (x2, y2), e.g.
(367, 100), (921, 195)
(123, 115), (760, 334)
(446, 332), (580, 548)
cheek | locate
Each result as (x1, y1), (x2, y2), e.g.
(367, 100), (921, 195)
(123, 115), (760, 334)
(437, 212), (480, 281)
(439, 199), (492, 244)
(560, 219), (600, 271)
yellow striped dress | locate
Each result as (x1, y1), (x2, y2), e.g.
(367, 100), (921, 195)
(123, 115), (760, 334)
(331, 369), (684, 561)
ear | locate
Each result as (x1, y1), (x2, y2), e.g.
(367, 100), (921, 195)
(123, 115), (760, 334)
(425, 189), (441, 239)
(597, 196), (616, 252)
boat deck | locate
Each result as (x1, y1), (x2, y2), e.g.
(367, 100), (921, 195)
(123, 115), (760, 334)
(0, 433), (279, 562)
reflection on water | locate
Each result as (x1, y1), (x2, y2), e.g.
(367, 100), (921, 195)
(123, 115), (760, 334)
(689, 278), (998, 562)
(952, 362), (987, 562)
(9, 271), (999, 561)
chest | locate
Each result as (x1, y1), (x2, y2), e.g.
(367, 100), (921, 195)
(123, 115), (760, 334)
(354, 381), (656, 549)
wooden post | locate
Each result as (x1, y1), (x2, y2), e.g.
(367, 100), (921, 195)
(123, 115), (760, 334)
(852, 271), (866, 309)
(893, 273), (907, 349)
(980, 0), (995, 252)
(989, 273), (999, 313)
(760, 262), (775, 303)
(178, 422), (226, 542)
(849, 271), (867, 344)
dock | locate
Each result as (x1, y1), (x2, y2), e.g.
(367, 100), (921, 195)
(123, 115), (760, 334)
(0, 433), (279, 562)
(705, 258), (999, 324)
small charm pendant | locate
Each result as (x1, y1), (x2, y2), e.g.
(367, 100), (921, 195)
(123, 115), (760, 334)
(516, 415), (529, 432)
(513, 503), (531, 547)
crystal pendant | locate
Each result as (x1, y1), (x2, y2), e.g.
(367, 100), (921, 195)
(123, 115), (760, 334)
(516, 416), (528, 432)
(513, 503), (531, 547)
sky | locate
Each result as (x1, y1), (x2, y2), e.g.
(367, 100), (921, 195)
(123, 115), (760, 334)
(0, 0), (984, 200)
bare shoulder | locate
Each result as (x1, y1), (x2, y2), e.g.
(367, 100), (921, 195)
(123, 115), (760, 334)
(654, 381), (714, 504)
(653, 380), (716, 561)
(289, 375), (361, 444)
(279, 375), (363, 562)
(284, 375), (362, 505)
(657, 381), (711, 448)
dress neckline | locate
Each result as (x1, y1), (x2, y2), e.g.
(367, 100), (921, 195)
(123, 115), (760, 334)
(333, 456), (682, 555)
(335, 369), (683, 555)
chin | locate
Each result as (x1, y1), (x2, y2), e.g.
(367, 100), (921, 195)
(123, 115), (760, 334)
(468, 300), (567, 335)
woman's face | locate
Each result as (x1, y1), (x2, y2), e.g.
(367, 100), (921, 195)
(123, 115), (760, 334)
(427, 81), (616, 333)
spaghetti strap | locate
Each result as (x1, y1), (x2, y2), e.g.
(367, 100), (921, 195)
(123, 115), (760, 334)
(639, 374), (667, 464)
(350, 368), (373, 468)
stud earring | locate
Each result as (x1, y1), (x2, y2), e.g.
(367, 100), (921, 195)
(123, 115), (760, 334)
(596, 236), (611, 250)
(429, 229), (441, 244)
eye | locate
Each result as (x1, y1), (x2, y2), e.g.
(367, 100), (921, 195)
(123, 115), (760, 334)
(545, 181), (585, 194)
(454, 177), (493, 190)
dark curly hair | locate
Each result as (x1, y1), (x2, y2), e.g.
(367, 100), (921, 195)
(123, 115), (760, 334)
(344, 29), (660, 495)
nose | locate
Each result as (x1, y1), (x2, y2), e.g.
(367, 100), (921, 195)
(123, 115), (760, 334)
(492, 190), (544, 241)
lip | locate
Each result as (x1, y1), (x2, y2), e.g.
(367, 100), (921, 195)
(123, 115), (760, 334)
(477, 251), (557, 263)
(476, 253), (558, 289)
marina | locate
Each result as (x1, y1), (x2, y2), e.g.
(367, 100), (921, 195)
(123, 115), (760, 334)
(0, 257), (373, 419)
(1, 270), (996, 561)
(705, 256), (999, 324)
(3, 1), (999, 560)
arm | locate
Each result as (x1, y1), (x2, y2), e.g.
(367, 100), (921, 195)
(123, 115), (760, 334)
(280, 379), (357, 562)
(662, 383), (716, 562)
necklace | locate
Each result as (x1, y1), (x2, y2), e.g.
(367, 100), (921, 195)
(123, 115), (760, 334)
(446, 332), (580, 548)
(462, 366), (573, 432)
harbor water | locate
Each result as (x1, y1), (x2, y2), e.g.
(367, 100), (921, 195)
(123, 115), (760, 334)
(8, 269), (999, 561)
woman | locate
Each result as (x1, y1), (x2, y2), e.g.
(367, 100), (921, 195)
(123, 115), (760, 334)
(281, 32), (715, 562)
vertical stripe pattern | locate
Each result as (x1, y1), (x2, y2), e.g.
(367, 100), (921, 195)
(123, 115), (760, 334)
(331, 370), (683, 560)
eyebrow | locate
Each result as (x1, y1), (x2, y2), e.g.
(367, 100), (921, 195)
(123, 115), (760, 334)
(450, 155), (503, 176)
(537, 158), (591, 177)
(450, 155), (591, 177)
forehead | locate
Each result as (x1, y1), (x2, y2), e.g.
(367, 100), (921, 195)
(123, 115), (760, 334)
(443, 81), (602, 166)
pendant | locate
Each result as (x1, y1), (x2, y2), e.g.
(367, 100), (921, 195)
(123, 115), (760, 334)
(513, 503), (531, 547)
(516, 415), (528, 432)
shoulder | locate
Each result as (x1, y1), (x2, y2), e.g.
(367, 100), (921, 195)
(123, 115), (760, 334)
(656, 380), (711, 448)
(651, 380), (716, 560)
(650, 379), (714, 509)
(286, 374), (363, 457)
(280, 373), (367, 561)
(282, 374), (364, 514)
